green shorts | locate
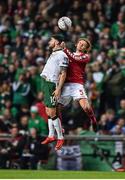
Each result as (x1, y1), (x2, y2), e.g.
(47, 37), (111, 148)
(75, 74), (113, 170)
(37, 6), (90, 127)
(41, 77), (57, 108)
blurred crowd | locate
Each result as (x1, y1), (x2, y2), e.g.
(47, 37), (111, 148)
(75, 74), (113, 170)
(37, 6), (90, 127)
(0, 0), (125, 169)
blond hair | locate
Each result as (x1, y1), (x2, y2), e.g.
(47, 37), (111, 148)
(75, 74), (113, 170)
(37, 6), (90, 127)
(78, 38), (92, 52)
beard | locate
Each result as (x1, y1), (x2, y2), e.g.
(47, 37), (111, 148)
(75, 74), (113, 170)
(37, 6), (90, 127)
(48, 43), (55, 50)
(48, 40), (56, 49)
(48, 45), (53, 50)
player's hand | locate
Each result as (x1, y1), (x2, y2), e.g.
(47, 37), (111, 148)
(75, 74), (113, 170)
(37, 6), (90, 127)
(61, 41), (66, 49)
(52, 87), (61, 99)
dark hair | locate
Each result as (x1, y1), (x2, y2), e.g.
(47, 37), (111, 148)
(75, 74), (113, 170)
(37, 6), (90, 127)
(52, 34), (65, 43)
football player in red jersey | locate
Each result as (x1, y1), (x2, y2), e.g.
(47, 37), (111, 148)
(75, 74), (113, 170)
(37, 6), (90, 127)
(59, 38), (97, 131)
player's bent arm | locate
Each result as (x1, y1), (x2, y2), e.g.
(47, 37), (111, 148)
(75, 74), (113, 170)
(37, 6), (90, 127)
(57, 67), (67, 90)
(53, 67), (67, 99)
(64, 48), (89, 63)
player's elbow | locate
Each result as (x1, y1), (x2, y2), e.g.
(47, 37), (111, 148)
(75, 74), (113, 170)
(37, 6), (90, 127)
(61, 71), (67, 79)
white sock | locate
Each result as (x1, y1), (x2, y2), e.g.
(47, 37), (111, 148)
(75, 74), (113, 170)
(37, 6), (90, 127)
(52, 117), (64, 139)
(48, 118), (55, 137)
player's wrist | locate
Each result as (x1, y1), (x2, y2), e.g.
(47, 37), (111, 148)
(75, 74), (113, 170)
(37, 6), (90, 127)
(57, 86), (62, 90)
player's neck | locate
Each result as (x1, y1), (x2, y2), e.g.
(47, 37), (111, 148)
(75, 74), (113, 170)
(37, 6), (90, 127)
(76, 50), (81, 54)
(53, 46), (62, 52)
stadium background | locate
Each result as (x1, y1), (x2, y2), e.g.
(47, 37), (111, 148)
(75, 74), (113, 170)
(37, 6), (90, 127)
(0, 0), (125, 172)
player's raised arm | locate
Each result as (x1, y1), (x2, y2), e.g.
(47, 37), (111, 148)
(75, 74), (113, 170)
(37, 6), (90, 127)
(64, 48), (90, 63)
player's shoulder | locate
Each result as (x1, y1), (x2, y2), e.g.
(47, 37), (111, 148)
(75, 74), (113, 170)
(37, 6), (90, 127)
(81, 52), (89, 57)
(57, 50), (68, 58)
(73, 52), (89, 59)
(58, 50), (67, 55)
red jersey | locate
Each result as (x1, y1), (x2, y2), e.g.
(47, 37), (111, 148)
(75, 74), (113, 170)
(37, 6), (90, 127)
(64, 48), (90, 84)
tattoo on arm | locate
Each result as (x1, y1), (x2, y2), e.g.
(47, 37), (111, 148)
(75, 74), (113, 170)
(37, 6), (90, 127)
(57, 67), (67, 90)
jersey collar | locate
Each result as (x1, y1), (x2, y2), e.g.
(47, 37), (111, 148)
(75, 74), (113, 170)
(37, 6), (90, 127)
(53, 48), (62, 52)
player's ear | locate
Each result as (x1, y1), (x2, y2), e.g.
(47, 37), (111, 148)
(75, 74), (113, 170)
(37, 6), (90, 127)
(57, 40), (61, 46)
(54, 40), (58, 46)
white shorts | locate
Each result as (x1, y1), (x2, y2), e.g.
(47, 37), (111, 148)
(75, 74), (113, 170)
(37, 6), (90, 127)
(59, 83), (88, 106)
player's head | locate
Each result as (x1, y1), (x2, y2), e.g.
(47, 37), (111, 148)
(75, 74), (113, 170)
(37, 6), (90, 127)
(49, 34), (65, 49)
(76, 38), (91, 53)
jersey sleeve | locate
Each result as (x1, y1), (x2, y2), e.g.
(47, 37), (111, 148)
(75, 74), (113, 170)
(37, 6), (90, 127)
(64, 48), (90, 63)
(59, 53), (69, 67)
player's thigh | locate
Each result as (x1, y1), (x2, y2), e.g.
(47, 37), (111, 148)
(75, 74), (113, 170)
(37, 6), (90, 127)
(46, 106), (57, 118)
(59, 83), (72, 106)
(58, 96), (72, 106)
(61, 83), (71, 97)
(72, 83), (88, 100)
(79, 98), (90, 110)
(44, 81), (57, 108)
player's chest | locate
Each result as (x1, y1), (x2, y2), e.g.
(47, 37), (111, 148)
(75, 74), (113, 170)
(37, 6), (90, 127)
(47, 56), (59, 66)
(69, 61), (84, 68)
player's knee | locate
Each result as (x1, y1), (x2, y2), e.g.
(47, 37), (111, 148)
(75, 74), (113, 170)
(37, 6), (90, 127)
(48, 109), (57, 118)
(81, 103), (90, 112)
(45, 108), (49, 115)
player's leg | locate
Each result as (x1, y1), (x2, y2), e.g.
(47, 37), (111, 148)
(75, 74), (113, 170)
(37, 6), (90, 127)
(42, 81), (64, 149)
(49, 107), (64, 139)
(79, 98), (97, 132)
(72, 83), (97, 132)
(57, 103), (65, 134)
(51, 84), (73, 150)
(48, 107), (64, 150)
(41, 80), (57, 144)
(45, 108), (54, 137)
(41, 108), (56, 145)
(40, 78), (54, 144)
(42, 108), (64, 148)
(58, 83), (73, 134)
(47, 95), (64, 144)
